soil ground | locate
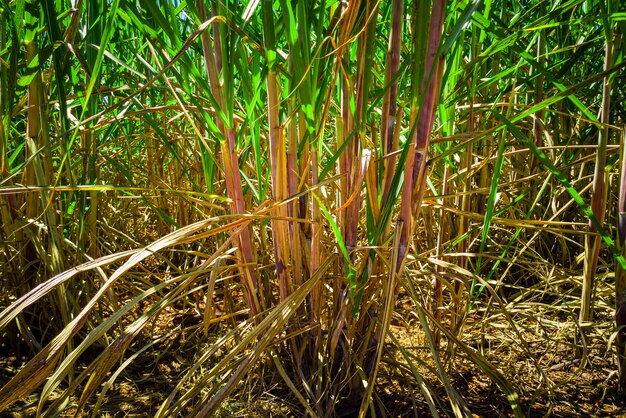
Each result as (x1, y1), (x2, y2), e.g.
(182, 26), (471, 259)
(2, 297), (626, 417)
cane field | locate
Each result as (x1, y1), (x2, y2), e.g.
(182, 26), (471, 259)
(1, 0), (626, 416)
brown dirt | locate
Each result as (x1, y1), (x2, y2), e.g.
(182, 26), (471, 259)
(2, 302), (626, 417)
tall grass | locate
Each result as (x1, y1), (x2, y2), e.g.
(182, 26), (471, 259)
(0, 0), (624, 416)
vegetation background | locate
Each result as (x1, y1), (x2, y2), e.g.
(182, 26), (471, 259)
(0, 0), (625, 416)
